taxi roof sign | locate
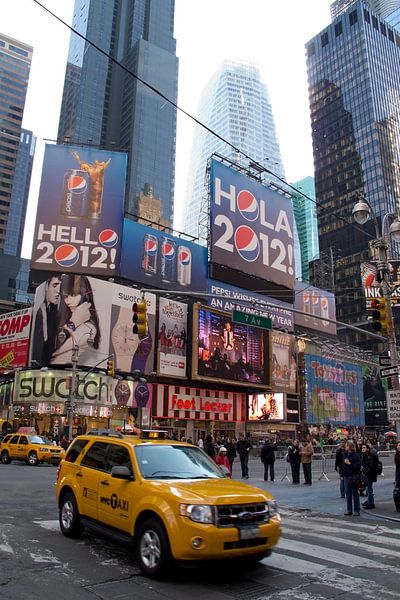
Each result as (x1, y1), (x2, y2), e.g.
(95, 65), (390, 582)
(140, 430), (169, 440)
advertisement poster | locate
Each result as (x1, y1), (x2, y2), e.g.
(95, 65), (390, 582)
(192, 305), (270, 388)
(157, 298), (188, 378)
(207, 279), (294, 332)
(30, 275), (156, 375)
(248, 393), (284, 421)
(294, 281), (337, 335)
(31, 144), (127, 276)
(209, 159), (295, 290)
(362, 365), (388, 426)
(305, 354), (364, 426)
(0, 308), (32, 370)
(120, 219), (207, 292)
(361, 261), (400, 308)
(271, 331), (297, 392)
(113, 379), (153, 408)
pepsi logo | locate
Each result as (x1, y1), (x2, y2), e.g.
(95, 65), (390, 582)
(99, 229), (118, 248)
(234, 226), (260, 262)
(162, 241), (175, 259)
(54, 244), (79, 268)
(237, 189), (259, 221)
(178, 249), (190, 265)
(68, 175), (87, 192)
(144, 238), (158, 255)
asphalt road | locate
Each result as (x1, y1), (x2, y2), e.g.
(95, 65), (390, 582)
(0, 461), (399, 600)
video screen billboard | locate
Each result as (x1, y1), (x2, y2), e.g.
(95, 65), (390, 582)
(192, 305), (270, 388)
(157, 298), (188, 378)
(294, 281), (337, 335)
(271, 331), (297, 393)
(31, 144), (127, 276)
(248, 393), (284, 421)
(209, 159), (295, 291)
(120, 219), (207, 292)
(30, 275), (156, 375)
(361, 261), (400, 308)
(0, 308), (32, 371)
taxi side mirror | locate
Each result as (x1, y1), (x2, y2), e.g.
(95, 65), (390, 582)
(111, 465), (134, 480)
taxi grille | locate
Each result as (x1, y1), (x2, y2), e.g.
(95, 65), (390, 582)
(49, 449), (62, 454)
(216, 503), (268, 527)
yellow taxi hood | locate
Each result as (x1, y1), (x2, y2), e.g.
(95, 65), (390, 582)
(148, 478), (273, 504)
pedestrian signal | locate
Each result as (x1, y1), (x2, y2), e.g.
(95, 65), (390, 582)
(132, 300), (147, 335)
(370, 297), (389, 335)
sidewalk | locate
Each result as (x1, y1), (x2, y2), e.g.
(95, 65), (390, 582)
(231, 458), (400, 524)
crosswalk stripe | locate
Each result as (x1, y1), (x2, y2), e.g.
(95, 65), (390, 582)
(280, 510), (399, 535)
(261, 552), (327, 574)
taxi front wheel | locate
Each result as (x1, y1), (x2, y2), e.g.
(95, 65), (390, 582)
(59, 492), (83, 538)
(137, 518), (172, 579)
(27, 451), (38, 466)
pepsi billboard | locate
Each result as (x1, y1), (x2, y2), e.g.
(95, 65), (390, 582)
(120, 219), (208, 292)
(31, 144), (127, 276)
(294, 281), (337, 335)
(209, 159), (295, 292)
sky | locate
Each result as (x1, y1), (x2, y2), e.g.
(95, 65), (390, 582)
(1, 0), (333, 256)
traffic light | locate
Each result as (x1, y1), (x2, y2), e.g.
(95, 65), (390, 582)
(370, 297), (389, 335)
(132, 300), (147, 335)
(107, 357), (115, 377)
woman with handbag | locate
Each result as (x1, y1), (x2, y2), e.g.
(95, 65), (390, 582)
(343, 440), (362, 516)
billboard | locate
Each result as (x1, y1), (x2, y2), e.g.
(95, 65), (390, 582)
(0, 308), (32, 370)
(209, 159), (295, 291)
(157, 298), (188, 378)
(31, 144), (127, 276)
(271, 331), (297, 393)
(120, 219), (208, 292)
(361, 261), (400, 308)
(192, 305), (270, 388)
(248, 393), (284, 421)
(30, 275), (156, 375)
(363, 365), (388, 426)
(206, 279), (294, 332)
(304, 354), (364, 426)
(294, 281), (337, 335)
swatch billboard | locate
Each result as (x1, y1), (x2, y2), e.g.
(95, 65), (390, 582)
(209, 159), (295, 292)
(304, 354), (364, 426)
(120, 219), (208, 292)
(31, 144), (127, 276)
(294, 281), (337, 335)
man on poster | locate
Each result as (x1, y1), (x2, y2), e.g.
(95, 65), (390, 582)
(31, 274), (61, 366)
(221, 321), (236, 363)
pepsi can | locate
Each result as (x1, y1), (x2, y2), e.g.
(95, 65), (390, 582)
(177, 246), (191, 286)
(142, 234), (158, 276)
(61, 169), (90, 219)
(160, 237), (176, 283)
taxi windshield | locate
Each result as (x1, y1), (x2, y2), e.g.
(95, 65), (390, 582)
(135, 444), (225, 479)
(28, 435), (49, 445)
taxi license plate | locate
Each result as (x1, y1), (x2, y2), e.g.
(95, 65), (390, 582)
(239, 526), (260, 540)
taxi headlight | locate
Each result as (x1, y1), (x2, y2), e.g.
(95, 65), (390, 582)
(179, 504), (214, 524)
(267, 499), (279, 518)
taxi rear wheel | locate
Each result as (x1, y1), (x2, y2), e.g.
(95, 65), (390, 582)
(137, 518), (172, 579)
(27, 451), (38, 466)
(59, 492), (83, 538)
(1, 450), (10, 464)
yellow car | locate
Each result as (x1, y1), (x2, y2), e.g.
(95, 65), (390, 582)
(0, 433), (65, 466)
(55, 430), (281, 578)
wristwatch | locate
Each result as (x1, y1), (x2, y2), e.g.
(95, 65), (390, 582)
(67, 321), (76, 332)
(111, 307), (139, 372)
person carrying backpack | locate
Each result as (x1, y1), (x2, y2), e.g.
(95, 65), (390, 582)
(361, 442), (379, 509)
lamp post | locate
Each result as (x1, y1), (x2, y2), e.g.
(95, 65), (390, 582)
(352, 198), (400, 437)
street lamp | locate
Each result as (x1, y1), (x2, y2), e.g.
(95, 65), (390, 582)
(352, 196), (400, 436)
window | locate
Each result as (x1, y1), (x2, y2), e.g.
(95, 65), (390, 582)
(335, 22), (342, 37)
(380, 23), (386, 36)
(349, 10), (358, 26)
(107, 444), (133, 473)
(363, 9), (370, 23)
(9, 45), (29, 57)
(9, 436), (20, 445)
(20, 436), (28, 445)
(81, 441), (108, 470)
(321, 32), (329, 47)
(65, 438), (89, 463)
(372, 15), (378, 29)
(388, 29), (394, 42)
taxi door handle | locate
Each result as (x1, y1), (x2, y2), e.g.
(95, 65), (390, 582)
(76, 472), (83, 478)
(100, 480), (109, 486)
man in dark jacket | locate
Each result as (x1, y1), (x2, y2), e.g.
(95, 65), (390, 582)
(225, 437), (237, 472)
(260, 438), (277, 481)
(236, 434), (252, 479)
(343, 440), (362, 516)
(288, 439), (301, 484)
(361, 443), (379, 509)
(335, 440), (346, 498)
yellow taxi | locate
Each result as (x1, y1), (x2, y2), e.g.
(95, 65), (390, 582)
(0, 433), (65, 466)
(55, 430), (281, 578)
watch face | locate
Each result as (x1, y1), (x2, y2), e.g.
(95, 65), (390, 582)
(134, 383), (150, 408)
(115, 381), (131, 406)
(112, 324), (139, 355)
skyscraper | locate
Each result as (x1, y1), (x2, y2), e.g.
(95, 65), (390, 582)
(58, 0), (178, 226)
(331, 0), (400, 29)
(306, 1), (400, 345)
(292, 177), (319, 282)
(0, 34), (33, 255)
(183, 60), (285, 240)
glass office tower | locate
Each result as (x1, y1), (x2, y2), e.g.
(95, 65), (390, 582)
(306, 1), (400, 345)
(58, 0), (178, 226)
(292, 177), (319, 282)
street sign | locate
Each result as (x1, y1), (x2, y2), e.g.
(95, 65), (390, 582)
(386, 390), (400, 420)
(380, 365), (400, 378)
(232, 309), (272, 330)
(379, 356), (391, 367)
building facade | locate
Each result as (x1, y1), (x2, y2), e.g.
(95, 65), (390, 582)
(57, 0), (178, 227)
(0, 34), (33, 254)
(183, 60), (285, 240)
(306, 1), (400, 347)
(292, 177), (319, 282)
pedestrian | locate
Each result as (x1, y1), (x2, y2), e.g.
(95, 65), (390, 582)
(197, 434), (204, 449)
(288, 439), (301, 484)
(260, 437), (277, 482)
(236, 433), (252, 479)
(343, 440), (362, 516)
(395, 441), (400, 488)
(59, 435), (69, 450)
(225, 437), (237, 473)
(215, 446), (231, 476)
(203, 434), (216, 459)
(186, 436), (193, 444)
(335, 440), (346, 498)
(300, 439), (314, 485)
(361, 442), (379, 509)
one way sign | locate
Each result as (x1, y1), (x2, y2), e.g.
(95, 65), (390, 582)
(380, 365), (400, 378)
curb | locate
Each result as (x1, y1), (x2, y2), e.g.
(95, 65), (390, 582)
(360, 508), (400, 523)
